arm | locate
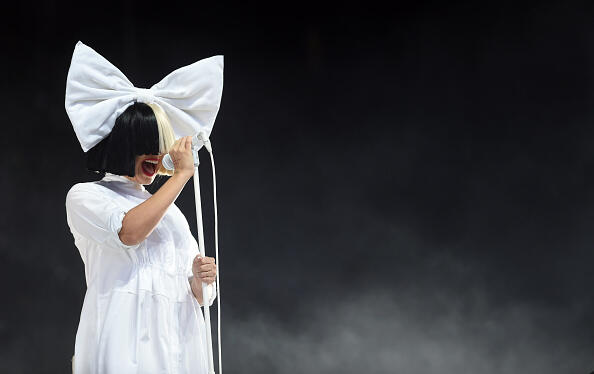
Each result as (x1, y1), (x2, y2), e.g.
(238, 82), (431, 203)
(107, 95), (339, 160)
(190, 276), (205, 306)
(189, 255), (217, 306)
(119, 172), (191, 245)
(118, 136), (195, 246)
(189, 276), (217, 306)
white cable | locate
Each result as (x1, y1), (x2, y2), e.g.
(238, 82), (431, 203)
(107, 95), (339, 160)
(167, 133), (222, 373)
(198, 132), (222, 374)
(207, 146), (222, 374)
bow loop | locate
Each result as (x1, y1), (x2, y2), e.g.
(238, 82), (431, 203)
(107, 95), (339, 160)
(65, 41), (224, 152)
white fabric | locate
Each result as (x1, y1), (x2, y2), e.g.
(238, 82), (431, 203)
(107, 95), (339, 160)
(65, 173), (216, 374)
(65, 40), (224, 152)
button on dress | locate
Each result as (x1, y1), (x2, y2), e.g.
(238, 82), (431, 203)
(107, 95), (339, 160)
(65, 173), (216, 374)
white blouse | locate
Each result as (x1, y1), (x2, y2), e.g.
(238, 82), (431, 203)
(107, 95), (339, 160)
(65, 172), (216, 374)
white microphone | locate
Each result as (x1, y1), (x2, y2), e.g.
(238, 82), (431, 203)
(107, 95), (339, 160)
(162, 133), (211, 170)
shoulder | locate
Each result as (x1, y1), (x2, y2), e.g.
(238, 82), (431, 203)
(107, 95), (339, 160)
(65, 181), (116, 207)
(67, 181), (107, 198)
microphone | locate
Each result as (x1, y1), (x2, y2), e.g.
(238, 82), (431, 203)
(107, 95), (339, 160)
(162, 132), (211, 170)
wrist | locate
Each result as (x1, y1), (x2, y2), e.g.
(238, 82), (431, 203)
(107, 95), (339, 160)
(172, 169), (193, 182)
(190, 276), (204, 305)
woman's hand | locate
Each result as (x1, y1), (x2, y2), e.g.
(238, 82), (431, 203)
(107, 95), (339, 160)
(192, 255), (217, 284)
(168, 135), (195, 180)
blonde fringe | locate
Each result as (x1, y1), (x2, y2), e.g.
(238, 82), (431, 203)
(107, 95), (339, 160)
(147, 103), (176, 176)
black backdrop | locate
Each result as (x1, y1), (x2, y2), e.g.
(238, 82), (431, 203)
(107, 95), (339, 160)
(2, 1), (593, 373)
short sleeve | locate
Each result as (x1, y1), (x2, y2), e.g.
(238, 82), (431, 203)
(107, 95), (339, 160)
(65, 184), (140, 251)
(186, 234), (217, 307)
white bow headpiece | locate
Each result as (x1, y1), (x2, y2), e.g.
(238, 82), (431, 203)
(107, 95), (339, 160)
(65, 40), (224, 152)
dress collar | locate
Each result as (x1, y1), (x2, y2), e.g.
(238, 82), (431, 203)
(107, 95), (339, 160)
(101, 172), (147, 192)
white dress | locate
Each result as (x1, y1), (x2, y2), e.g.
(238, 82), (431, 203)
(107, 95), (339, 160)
(65, 173), (216, 374)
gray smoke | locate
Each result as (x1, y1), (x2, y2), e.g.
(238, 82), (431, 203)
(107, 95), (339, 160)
(221, 283), (592, 374)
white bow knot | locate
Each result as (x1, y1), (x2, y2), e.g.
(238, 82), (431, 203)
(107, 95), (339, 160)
(134, 88), (157, 104)
(65, 41), (224, 152)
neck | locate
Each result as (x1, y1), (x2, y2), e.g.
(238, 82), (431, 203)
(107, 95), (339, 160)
(123, 175), (140, 184)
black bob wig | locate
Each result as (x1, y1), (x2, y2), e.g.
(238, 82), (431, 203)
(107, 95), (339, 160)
(86, 102), (175, 177)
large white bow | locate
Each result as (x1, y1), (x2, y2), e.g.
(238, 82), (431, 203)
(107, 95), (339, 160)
(65, 41), (224, 152)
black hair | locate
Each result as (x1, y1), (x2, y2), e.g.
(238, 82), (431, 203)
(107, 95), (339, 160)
(86, 102), (160, 176)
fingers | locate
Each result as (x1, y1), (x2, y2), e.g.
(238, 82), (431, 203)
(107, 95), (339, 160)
(196, 261), (216, 274)
(171, 136), (191, 152)
(201, 276), (216, 284)
(195, 268), (216, 284)
(193, 255), (215, 264)
(168, 136), (195, 177)
(168, 138), (180, 161)
(173, 136), (183, 150)
(192, 255), (216, 281)
(198, 264), (216, 273)
(173, 135), (190, 154)
(201, 277), (215, 285)
(200, 256), (215, 264)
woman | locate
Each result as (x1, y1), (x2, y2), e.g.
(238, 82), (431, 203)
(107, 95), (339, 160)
(66, 101), (217, 373)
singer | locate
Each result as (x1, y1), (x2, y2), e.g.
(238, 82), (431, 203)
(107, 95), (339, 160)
(66, 102), (217, 373)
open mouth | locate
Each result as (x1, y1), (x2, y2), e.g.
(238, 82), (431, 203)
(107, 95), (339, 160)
(141, 159), (159, 176)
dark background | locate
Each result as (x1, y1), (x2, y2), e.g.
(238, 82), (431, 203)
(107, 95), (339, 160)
(1, 1), (593, 373)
